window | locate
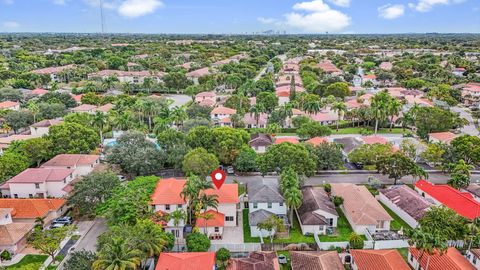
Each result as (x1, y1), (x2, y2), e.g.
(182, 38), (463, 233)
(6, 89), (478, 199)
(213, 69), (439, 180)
(328, 218), (334, 226)
(253, 203), (258, 209)
(214, 227), (219, 233)
(474, 257), (477, 264)
(268, 203), (272, 208)
(409, 254), (413, 262)
(165, 205), (170, 210)
(63, 179), (66, 184)
(172, 229), (179, 238)
(29, 194), (33, 198)
(35, 183), (40, 189)
(13, 194), (18, 198)
(279, 202), (284, 207)
(225, 216), (234, 222)
(177, 204), (182, 208)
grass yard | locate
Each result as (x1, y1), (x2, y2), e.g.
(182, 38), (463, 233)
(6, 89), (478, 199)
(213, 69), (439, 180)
(242, 209), (315, 244)
(318, 207), (362, 242)
(397, 248), (409, 262)
(332, 127), (405, 135)
(6, 254), (48, 270)
(380, 202), (413, 231)
(277, 251), (292, 270)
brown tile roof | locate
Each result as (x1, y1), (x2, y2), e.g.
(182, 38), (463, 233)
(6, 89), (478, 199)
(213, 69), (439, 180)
(290, 251), (343, 270)
(249, 133), (273, 148)
(211, 105), (237, 115)
(305, 137), (328, 146)
(227, 252), (280, 270)
(31, 64), (76, 75)
(0, 199), (65, 219)
(409, 247), (475, 270)
(379, 185), (432, 221)
(71, 104), (97, 112)
(42, 154), (99, 167)
(297, 187), (337, 225)
(331, 183), (392, 225)
(0, 222), (35, 246)
(351, 249), (410, 270)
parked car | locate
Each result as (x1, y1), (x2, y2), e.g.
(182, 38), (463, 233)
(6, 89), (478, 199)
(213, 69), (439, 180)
(226, 166), (235, 175)
(50, 223), (66, 229)
(53, 216), (73, 225)
(117, 175), (127, 181)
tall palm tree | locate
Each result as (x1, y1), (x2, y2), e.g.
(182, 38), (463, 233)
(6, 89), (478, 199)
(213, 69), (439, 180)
(180, 175), (213, 224)
(303, 100), (321, 115)
(249, 104), (265, 127)
(407, 229), (448, 270)
(142, 77), (155, 94)
(332, 102), (347, 132)
(129, 220), (166, 261)
(387, 99), (402, 131)
(92, 111), (108, 143)
(284, 187), (302, 226)
(27, 102), (40, 123)
(113, 111), (135, 131)
(170, 106), (188, 128)
(84, 81), (98, 93)
(169, 209), (187, 248)
(121, 82), (134, 95)
(93, 238), (141, 270)
(370, 91), (390, 134)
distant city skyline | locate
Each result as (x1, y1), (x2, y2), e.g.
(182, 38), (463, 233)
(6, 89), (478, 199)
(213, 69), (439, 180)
(1, 0), (479, 34)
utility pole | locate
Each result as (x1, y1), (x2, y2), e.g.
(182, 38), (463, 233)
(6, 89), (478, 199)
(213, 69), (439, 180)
(100, 0), (105, 33)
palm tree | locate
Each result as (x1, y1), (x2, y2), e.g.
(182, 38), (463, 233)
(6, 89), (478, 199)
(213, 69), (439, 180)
(34, 217), (45, 229)
(27, 102), (40, 123)
(180, 175), (213, 224)
(284, 187), (302, 225)
(387, 99), (402, 131)
(370, 91), (390, 134)
(142, 77), (155, 94)
(249, 104), (265, 127)
(170, 106), (188, 128)
(113, 111), (135, 131)
(121, 82), (134, 95)
(407, 229), (448, 270)
(129, 220), (166, 261)
(92, 111), (108, 143)
(93, 238), (141, 270)
(83, 81), (97, 93)
(303, 100), (321, 115)
(332, 102), (347, 132)
(169, 209), (187, 248)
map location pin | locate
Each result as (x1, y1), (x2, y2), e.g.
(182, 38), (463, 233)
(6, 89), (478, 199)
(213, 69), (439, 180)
(211, 169), (226, 189)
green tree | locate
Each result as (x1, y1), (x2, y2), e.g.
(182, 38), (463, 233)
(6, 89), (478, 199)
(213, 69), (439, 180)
(451, 135), (480, 165)
(0, 152), (30, 183)
(216, 248), (231, 270)
(211, 127), (250, 165)
(38, 102), (67, 119)
(48, 122), (99, 155)
(280, 167), (303, 224)
(421, 143), (446, 167)
(349, 232), (364, 249)
(4, 110), (34, 133)
(157, 129), (190, 169)
(64, 251), (96, 270)
(448, 160), (474, 189)
(6, 137), (52, 167)
(258, 143), (317, 176)
(376, 152), (427, 185)
(414, 107), (465, 138)
(297, 121), (332, 139)
(186, 233), (211, 252)
(348, 143), (393, 166)
(256, 92), (278, 113)
(67, 171), (121, 217)
(187, 126), (214, 151)
(27, 226), (73, 263)
(182, 147), (219, 177)
(418, 206), (469, 241)
(257, 215), (286, 243)
(93, 238), (141, 270)
(324, 82), (350, 98)
(332, 102), (346, 132)
(168, 209), (187, 247)
(233, 146), (257, 172)
(308, 142), (344, 170)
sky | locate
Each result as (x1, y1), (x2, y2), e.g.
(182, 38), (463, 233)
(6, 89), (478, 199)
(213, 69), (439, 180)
(0, 0), (479, 34)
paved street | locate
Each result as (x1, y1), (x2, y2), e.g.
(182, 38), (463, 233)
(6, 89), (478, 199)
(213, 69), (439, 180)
(227, 172), (480, 186)
(74, 218), (107, 252)
(452, 106), (479, 136)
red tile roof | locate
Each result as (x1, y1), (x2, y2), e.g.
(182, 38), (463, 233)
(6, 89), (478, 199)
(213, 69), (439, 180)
(31, 64), (76, 75)
(409, 247), (475, 270)
(42, 154), (99, 168)
(275, 137), (299, 145)
(350, 249), (410, 270)
(362, 135), (388, 145)
(428, 132), (456, 144)
(0, 101), (19, 109)
(31, 88), (49, 95)
(211, 106), (237, 115)
(6, 168), (74, 184)
(276, 91), (290, 97)
(150, 179), (238, 205)
(0, 199), (65, 219)
(196, 210), (225, 227)
(155, 252), (215, 270)
(306, 137), (328, 146)
(415, 180), (480, 220)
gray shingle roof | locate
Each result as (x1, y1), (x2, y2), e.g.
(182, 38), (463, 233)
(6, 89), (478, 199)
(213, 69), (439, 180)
(297, 186), (338, 225)
(249, 209), (276, 226)
(247, 179), (284, 203)
(379, 185), (432, 221)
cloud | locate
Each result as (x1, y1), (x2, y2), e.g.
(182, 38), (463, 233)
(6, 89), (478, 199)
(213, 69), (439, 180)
(285, 0), (351, 33)
(3, 0), (14, 4)
(53, 0), (66, 5)
(3, 21), (19, 28)
(408, 0), (465, 12)
(118, 0), (163, 18)
(378, 4), (405, 19)
(327, 0), (350, 7)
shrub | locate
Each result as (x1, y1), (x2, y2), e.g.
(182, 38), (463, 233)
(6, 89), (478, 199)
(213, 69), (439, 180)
(216, 248), (231, 270)
(324, 183), (332, 193)
(349, 232), (364, 249)
(0, 250), (12, 261)
(186, 232), (211, 252)
(333, 196), (344, 207)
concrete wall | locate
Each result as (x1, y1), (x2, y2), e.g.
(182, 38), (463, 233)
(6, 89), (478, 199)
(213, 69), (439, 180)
(378, 193), (420, 228)
(30, 126), (50, 137)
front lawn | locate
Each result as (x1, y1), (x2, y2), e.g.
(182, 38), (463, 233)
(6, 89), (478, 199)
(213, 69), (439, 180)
(277, 251), (291, 270)
(332, 127), (405, 135)
(397, 248), (409, 262)
(243, 209), (261, 243)
(318, 207), (359, 242)
(380, 202), (413, 231)
(6, 254), (48, 270)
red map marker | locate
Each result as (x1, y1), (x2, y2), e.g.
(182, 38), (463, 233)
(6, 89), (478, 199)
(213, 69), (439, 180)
(211, 169), (226, 189)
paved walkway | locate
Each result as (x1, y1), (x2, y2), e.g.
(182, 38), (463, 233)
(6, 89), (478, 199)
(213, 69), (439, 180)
(212, 209), (244, 244)
(452, 106), (479, 136)
(0, 254), (26, 266)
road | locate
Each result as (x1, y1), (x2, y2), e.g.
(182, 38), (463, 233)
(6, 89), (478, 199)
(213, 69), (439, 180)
(227, 172), (480, 186)
(452, 106), (479, 136)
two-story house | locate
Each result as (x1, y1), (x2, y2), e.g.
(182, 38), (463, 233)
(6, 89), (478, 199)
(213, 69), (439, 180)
(0, 168), (74, 198)
(0, 208), (35, 255)
(150, 178), (238, 241)
(41, 154), (100, 177)
(296, 186), (338, 235)
(30, 119), (63, 137)
(210, 106), (237, 127)
(247, 179), (288, 238)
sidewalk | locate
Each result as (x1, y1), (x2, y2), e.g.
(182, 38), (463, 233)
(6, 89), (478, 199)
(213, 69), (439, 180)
(0, 254), (26, 267)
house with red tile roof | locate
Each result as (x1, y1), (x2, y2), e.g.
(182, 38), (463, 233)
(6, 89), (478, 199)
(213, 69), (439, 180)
(70, 104), (97, 114)
(88, 70), (165, 84)
(30, 88), (49, 96)
(228, 252), (280, 270)
(275, 137), (300, 145)
(31, 64), (76, 82)
(155, 252), (215, 270)
(0, 135), (39, 154)
(30, 119), (63, 137)
(350, 249), (410, 270)
(408, 247), (475, 270)
(414, 180), (480, 220)
(452, 67), (466, 77)
(0, 198), (66, 224)
(41, 154), (100, 177)
(317, 60), (342, 76)
(306, 137), (328, 146)
(243, 112), (268, 128)
(379, 62), (393, 71)
(187, 67), (211, 84)
(94, 103), (114, 114)
(0, 168), (74, 199)
(0, 208), (35, 255)
(428, 131), (457, 144)
(462, 83), (480, 104)
(150, 178), (238, 241)
(211, 106), (237, 126)
(308, 112), (338, 125)
(195, 91), (216, 106)
(361, 135), (389, 145)
(0, 101), (20, 111)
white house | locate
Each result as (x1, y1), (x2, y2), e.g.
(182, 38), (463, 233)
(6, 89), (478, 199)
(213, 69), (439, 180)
(248, 133), (273, 154)
(210, 106), (237, 127)
(331, 183), (392, 235)
(150, 178), (238, 241)
(0, 101), (20, 111)
(30, 119), (63, 137)
(466, 249), (480, 270)
(0, 208), (34, 255)
(296, 186), (338, 235)
(41, 154), (100, 177)
(247, 179), (288, 238)
(0, 168), (74, 198)
(88, 70), (165, 84)
(378, 185), (432, 228)
(31, 64), (76, 83)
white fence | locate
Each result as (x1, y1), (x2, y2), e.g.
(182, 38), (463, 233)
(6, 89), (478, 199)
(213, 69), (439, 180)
(209, 243), (261, 252)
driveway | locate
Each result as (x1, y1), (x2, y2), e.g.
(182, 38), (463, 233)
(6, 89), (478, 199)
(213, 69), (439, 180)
(212, 209), (244, 244)
(73, 218), (107, 252)
(452, 106), (479, 136)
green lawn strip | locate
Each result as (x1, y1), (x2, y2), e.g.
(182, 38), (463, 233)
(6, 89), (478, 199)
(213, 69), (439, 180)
(379, 202), (413, 231)
(397, 248), (409, 262)
(332, 127), (405, 135)
(318, 207), (366, 242)
(243, 209), (261, 243)
(6, 254), (48, 270)
(277, 251), (292, 270)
